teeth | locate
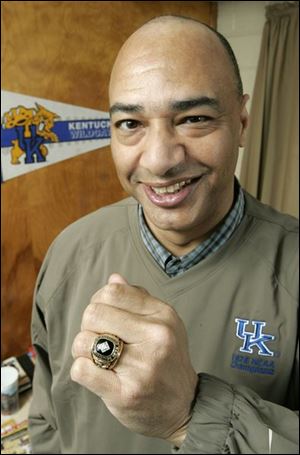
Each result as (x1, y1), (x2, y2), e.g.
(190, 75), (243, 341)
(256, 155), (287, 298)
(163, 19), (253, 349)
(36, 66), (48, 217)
(152, 179), (192, 194)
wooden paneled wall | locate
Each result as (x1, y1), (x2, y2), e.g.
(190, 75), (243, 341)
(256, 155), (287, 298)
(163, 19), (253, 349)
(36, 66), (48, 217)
(1, 1), (217, 360)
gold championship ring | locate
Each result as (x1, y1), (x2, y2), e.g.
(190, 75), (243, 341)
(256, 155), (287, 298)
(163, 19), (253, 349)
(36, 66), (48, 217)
(91, 334), (124, 369)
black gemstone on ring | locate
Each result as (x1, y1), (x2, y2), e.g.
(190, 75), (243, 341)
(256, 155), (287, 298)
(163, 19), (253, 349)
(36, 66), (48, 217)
(95, 338), (115, 357)
(92, 334), (123, 369)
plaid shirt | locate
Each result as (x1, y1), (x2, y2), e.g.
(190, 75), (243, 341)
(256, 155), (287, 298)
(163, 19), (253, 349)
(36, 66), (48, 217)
(139, 183), (245, 277)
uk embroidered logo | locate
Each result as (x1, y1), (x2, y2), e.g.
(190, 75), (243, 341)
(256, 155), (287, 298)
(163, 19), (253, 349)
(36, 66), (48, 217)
(235, 318), (275, 357)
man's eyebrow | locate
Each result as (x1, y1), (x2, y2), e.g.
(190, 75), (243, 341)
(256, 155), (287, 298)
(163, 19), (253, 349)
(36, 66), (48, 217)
(170, 97), (221, 112)
(110, 103), (144, 115)
(109, 97), (221, 116)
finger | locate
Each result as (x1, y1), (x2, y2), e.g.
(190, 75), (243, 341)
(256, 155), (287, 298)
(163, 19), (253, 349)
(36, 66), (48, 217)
(108, 273), (128, 285)
(71, 330), (141, 370)
(81, 303), (155, 343)
(70, 356), (121, 400)
(91, 282), (163, 316)
(71, 330), (96, 360)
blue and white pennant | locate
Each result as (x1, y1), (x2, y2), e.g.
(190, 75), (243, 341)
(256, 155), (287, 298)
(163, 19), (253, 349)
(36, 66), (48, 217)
(1, 90), (111, 181)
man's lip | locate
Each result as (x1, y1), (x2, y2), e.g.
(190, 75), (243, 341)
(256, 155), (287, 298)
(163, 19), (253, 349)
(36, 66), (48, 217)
(141, 176), (202, 188)
(142, 176), (202, 208)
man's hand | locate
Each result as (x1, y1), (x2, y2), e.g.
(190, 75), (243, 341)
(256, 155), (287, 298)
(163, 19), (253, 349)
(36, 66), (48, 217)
(71, 274), (198, 446)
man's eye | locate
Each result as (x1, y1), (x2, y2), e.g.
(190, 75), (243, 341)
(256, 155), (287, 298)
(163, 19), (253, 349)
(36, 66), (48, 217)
(115, 119), (141, 131)
(183, 116), (212, 124)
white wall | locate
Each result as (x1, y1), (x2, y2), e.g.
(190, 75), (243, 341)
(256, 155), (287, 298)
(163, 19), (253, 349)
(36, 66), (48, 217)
(217, 1), (267, 178)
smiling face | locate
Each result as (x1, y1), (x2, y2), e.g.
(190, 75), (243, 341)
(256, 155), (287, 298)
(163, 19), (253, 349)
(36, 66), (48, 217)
(109, 19), (249, 253)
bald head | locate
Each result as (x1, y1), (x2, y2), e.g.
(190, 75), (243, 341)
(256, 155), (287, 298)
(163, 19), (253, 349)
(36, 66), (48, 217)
(109, 15), (243, 102)
(144, 15), (243, 97)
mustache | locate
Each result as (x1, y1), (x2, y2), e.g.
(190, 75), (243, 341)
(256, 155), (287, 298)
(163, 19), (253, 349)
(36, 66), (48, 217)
(131, 164), (209, 183)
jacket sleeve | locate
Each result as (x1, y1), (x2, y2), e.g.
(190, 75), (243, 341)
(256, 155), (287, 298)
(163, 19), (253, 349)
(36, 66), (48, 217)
(28, 287), (61, 454)
(175, 373), (299, 454)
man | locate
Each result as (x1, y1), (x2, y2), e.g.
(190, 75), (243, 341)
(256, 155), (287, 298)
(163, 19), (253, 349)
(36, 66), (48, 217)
(29, 15), (299, 454)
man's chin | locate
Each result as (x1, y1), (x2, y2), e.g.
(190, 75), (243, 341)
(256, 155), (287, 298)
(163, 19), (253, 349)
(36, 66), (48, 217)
(143, 206), (196, 233)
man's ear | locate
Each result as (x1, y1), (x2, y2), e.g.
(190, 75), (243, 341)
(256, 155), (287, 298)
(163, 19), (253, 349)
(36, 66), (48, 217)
(239, 94), (250, 148)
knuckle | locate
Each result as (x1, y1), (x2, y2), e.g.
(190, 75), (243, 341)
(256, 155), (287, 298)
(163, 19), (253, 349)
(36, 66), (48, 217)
(135, 285), (149, 297)
(72, 331), (92, 358)
(150, 314), (188, 367)
(72, 332), (83, 358)
(81, 301), (101, 329)
(106, 283), (124, 299)
(163, 303), (178, 324)
(155, 322), (174, 343)
(70, 357), (88, 382)
(152, 323), (176, 356)
(96, 283), (124, 304)
(90, 289), (101, 304)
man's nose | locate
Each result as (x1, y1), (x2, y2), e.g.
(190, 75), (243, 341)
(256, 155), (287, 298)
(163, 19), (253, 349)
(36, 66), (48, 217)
(139, 122), (186, 177)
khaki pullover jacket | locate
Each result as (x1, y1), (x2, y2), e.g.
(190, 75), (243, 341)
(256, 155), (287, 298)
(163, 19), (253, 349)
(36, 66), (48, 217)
(29, 192), (299, 454)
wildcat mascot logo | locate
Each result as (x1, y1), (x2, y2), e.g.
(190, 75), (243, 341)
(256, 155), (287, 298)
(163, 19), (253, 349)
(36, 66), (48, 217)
(3, 104), (59, 165)
(1, 90), (111, 182)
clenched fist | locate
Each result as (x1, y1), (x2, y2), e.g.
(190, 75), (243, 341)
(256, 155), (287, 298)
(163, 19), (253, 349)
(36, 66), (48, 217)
(71, 273), (198, 446)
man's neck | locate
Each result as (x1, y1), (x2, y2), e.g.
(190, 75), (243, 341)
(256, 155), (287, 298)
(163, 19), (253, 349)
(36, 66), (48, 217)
(143, 184), (238, 257)
(144, 207), (232, 257)
(145, 226), (213, 257)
